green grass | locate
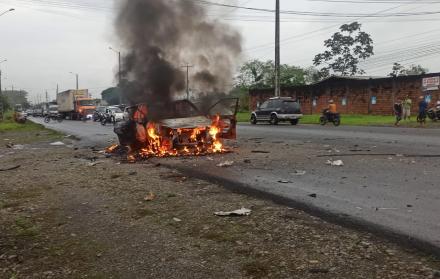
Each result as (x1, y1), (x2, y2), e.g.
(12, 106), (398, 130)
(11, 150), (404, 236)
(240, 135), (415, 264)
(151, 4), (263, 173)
(238, 111), (402, 126)
(0, 111), (46, 132)
(0, 111), (63, 142)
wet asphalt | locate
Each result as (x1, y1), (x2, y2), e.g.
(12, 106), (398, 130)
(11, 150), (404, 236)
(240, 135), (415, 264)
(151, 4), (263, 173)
(31, 117), (440, 251)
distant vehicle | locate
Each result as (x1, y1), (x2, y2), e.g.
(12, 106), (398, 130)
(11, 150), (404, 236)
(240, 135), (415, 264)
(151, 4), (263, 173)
(108, 106), (124, 122)
(101, 106), (124, 126)
(56, 89), (96, 120)
(93, 106), (106, 122)
(251, 97), (303, 125)
(48, 104), (58, 116)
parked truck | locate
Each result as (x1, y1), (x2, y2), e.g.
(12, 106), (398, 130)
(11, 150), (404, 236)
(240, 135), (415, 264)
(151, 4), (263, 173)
(57, 90), (96, 120)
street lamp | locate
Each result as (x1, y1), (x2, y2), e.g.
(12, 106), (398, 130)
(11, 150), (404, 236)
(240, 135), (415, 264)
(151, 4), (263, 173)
(0, 8), (15, 17)
(109, 46), (122, 104)
(69, 72), (79, 90)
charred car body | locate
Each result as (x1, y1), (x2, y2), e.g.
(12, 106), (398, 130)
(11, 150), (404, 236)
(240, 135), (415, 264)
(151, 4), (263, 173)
(113, 98), (238, 159)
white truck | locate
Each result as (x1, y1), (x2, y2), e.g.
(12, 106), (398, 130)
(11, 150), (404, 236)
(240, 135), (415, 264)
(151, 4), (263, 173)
(57, 89), (96, 120)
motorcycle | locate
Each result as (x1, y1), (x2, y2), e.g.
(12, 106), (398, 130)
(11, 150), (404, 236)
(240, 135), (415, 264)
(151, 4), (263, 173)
(320, 109), (341, 126)
(427, 107), (440, 121)
(44, 114), (63, 123)
(100, 113), (115, 126)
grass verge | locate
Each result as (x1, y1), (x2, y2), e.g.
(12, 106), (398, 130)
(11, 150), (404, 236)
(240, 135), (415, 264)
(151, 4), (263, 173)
(0, 111), (63, 142)
(237, 112), (438, 127)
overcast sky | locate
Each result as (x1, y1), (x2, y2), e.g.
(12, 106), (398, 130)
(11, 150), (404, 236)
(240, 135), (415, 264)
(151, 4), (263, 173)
(1, 0), (440, 103)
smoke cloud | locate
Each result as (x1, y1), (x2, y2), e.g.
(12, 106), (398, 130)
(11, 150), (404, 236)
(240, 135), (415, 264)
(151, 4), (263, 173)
(115, 0), (242, 119)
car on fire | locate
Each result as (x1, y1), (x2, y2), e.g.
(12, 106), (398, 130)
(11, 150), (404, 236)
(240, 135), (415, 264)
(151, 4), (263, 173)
(251, 97), (302, 125)
(114, 98), (239, 156)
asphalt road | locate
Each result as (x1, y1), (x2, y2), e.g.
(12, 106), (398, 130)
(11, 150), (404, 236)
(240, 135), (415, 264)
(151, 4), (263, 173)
(32, 117), (440, 251)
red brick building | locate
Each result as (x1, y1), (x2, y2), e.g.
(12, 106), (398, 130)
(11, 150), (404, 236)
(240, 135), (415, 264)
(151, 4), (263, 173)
(249, 73), (440, 115)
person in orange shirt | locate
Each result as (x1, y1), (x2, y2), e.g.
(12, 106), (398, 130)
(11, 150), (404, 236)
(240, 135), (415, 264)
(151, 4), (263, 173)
(328, 100), (337, 114)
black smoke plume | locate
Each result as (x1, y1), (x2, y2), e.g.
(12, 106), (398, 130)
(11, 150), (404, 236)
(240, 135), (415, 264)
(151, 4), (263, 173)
(115, 0), (242, 120)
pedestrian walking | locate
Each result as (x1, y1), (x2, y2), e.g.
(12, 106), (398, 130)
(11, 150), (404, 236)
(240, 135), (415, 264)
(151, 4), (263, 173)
(393, 99), (403, 126)
(402, 95), (412, 120)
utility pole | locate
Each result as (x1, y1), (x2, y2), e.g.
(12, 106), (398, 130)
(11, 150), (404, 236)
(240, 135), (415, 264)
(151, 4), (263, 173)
(69, 72), (79, 90)
(109, 47), (123, 104)
(274, 0), (281, 97)
(45, 90), (48, 103)
(56, 84), (59, 94)
(181, 64), (194, 100)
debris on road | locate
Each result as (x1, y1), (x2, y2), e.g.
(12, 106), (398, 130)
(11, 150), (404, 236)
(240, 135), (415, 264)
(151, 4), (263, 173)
(50, 141), (65, 146)
(6, 143), (25, 150)
(308, 193), (317, 198)
(87, 161), (104, 167)
(0, 165), (21, 172)
(243, 159), (252, 164)
(251, 150), (270, 154)
(326, 160), (344, 166)
(144, 192), (156, 202)
(291, 170), (306, 176)
(216, 160), (234, 167)
(173, 217), (182, 222)
(278, 180), (292, 184)
(214, 207), (252, 217)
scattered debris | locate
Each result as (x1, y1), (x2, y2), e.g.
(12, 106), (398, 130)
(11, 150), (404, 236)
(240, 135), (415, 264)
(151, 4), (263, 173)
(326, 160), (344, 166)
(251, 150), (270, 154)
(214, 207), (252, 217)
(243, 159), (251, 164)
(0, 165), (21, 172)
(206, 157), (214, 161)
(308, 193), (317, 198)
(173, 217), (182, 222)
(407, 204), (413, 208)
(50, 141), (65, 146)
(6, 143), (24, 150)
(87, 161), (103, 167)
(217, 161), (234, 167)
(144, 192), (156, 202)
(292, 170), (306, 176)
(278, 180), (291, 184)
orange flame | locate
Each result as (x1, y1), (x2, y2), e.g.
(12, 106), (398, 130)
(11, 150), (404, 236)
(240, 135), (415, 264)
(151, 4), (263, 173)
(107, 115), (227, 160)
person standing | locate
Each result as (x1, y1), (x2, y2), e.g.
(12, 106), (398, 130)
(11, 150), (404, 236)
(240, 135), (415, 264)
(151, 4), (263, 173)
(393, 99), (403, 126)
(402, 95), (412, 120)
(417, 96), (428, 127)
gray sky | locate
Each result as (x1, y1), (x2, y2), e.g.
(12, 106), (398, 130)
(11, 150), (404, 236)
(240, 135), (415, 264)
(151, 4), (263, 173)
(1, 0), (440, 103)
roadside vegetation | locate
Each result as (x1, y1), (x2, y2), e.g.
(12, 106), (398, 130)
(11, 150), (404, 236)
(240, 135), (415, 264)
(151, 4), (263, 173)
(0, 111), (62, 143)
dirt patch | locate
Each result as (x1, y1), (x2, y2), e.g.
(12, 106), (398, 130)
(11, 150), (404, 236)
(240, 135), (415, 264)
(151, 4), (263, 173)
(0, 139), (439, 278)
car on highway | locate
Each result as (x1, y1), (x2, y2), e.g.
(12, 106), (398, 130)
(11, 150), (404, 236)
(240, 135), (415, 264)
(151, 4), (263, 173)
(107, 106), (124, 122)
(251, 97), (303, 125)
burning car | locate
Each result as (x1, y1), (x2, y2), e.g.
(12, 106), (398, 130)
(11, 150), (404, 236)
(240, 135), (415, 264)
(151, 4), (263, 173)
(112, 98), (238, 160)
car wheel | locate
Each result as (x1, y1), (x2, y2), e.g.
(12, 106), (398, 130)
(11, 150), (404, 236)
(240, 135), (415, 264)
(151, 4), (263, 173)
(270, 114), (279, 125)
(250, 115), (257, 125)
(290, 119), (299, 125)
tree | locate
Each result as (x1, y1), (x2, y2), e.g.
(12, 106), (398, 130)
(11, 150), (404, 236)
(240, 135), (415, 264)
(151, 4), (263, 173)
(313, 22), (374, 77)
(2, 90), (30, 109)
(101, 87), (121, 105)
(236, 59), (307, 89)
(389, 63), (428, 77)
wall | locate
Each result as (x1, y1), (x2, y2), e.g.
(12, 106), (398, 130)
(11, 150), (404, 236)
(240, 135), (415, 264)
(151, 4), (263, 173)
(249, 75), (440, 115)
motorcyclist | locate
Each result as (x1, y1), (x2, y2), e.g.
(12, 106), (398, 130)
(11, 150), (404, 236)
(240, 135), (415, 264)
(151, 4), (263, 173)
(326, 100), (338, 120)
